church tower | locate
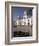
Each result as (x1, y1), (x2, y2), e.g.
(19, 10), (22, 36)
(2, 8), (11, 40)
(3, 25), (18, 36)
(23, 10), (28, 19)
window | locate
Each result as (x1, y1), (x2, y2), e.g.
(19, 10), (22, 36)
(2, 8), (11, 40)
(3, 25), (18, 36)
(24, 17), (26, 19)
(24, 22), (26, 25)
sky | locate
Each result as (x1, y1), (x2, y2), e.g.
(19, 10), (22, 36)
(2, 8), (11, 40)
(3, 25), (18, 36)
(11, 6), (32, 21)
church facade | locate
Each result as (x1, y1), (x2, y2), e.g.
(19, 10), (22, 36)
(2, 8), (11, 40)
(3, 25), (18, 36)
(16, 11), (32, 26)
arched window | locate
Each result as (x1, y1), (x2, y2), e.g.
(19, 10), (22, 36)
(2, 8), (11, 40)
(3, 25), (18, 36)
(24, 22), (26, 25)
(24, 17), (26, 19)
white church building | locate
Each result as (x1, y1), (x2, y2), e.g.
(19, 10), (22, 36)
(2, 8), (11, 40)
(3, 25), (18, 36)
(16, 10), (32, 26)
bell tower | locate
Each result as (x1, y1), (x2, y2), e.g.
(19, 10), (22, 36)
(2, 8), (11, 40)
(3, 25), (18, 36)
(24, 10), (27, 16)
(23, 10), (27, 19)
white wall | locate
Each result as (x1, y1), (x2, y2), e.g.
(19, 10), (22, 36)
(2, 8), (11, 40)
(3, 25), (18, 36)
(0, 0), (39, 46)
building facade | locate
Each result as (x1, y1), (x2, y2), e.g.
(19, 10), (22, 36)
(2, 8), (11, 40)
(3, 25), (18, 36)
(16, 11), (32, 26)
